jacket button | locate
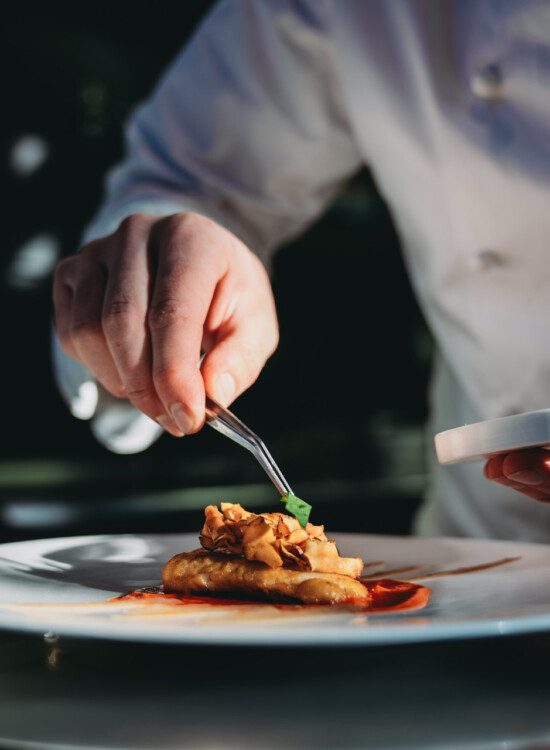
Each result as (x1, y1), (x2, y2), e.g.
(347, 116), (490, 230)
(470, 63), (503, 100)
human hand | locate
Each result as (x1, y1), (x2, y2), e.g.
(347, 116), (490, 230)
(53, 212), (279, 436)
(484, 449), (550, 501)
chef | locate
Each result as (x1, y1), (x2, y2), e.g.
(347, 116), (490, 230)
(52, 0), (550, 541)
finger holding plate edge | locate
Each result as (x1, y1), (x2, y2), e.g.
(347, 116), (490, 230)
(484, 450), (550, 502)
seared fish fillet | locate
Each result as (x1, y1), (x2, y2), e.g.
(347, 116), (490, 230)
(163, 549), (370, 605)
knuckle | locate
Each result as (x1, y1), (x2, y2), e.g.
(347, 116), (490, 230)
(177, 210), (212, 234)
(79, 238), (104, 260)
(165, 211), (206, 235)
(118, 215), (137, 234)
(158, 212), (213, 249)
(70, 317), (103, 344)
(152, 364), (183, 394)
(114, 214), (154, 255)
(54, 256), (76, 283)
(102, 296), (141, 334)
(147, 299), (189, 332)
(155, 213), (227, 276)
(124, 381), (155, 405)
(108, 382), (127, 399)
(78, 239), (112, 270)
(117, 213), (150, 238)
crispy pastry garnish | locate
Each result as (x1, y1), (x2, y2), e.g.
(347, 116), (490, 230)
(199, 503), (363, 578)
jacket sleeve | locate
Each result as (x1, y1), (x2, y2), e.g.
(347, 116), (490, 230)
(53, 0), (362, 453)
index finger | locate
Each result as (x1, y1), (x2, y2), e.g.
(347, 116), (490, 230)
(148, 215), (227, 434)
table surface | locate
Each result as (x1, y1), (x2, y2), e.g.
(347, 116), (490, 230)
(0, 630), (548, 750)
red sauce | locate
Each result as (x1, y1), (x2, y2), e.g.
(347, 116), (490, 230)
(362, 579), (430, 613)
(113, 578), (430, 614)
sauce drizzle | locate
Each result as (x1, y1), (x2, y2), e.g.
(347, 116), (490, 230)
(407, 556), (520, 581)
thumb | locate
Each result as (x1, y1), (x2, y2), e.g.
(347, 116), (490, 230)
(201, 329), (277, 407)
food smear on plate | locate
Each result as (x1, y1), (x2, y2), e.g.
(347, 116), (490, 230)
(407, 556), (520, 580)
(117, 578), (430, 614)
(119, 502), (432, 611)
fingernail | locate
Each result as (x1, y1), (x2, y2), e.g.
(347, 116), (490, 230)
(170, 403), (197, 434)
(215, 372), (236, 405)
(508, 469), (545, 486)
(155, 415), (183, 438)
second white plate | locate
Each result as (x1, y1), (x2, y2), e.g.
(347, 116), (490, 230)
(435, 408), (550, 464)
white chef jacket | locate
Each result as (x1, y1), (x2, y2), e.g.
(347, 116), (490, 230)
(53, 0), (550, 541)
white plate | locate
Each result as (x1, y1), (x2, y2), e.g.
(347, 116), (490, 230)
(435, 408), (550, 464)
(0, 532), (549, 646)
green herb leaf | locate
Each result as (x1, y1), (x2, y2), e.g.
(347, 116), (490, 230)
(281, 493), (312, 528)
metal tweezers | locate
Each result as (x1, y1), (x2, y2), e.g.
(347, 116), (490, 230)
(205, 394), (293, 497)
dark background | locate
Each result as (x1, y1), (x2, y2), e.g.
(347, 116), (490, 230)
(2, 1), (432, 540)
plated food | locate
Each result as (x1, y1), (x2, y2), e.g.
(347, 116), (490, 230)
(164, 503), (367, 605)
(161, 503), (430, 610)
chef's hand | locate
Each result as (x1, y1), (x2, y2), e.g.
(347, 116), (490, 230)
(53, 212), (279, 436)
(484, 449), (550, 501)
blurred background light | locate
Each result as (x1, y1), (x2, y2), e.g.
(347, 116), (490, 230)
(6, 233), (60, 289)
(2, 502), (77, 529)
(10, 134), (49, 177)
